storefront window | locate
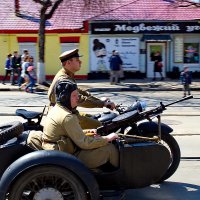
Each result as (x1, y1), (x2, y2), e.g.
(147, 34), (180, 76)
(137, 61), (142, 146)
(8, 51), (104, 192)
(184, 43), (199, 63)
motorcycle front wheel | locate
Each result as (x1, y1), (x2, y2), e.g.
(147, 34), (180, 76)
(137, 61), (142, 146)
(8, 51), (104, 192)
(156, 132), (181, 182)
(127, 128), (180, 182)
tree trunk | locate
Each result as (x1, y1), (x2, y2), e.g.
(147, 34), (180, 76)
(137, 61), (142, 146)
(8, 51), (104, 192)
(37, 8), (46, 84)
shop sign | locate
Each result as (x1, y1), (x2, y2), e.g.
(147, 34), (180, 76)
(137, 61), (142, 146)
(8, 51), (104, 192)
(174, 37), (184, 63)
(90, 37), (139, 71)
(91, 21), (200, 34)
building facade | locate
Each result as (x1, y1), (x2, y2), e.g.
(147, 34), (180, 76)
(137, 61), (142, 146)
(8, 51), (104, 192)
(1, 0), (200, 80)
(88, 20), (200, 79)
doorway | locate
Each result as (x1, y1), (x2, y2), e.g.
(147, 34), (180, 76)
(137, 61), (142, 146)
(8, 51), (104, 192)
(147, 43), (166, 78)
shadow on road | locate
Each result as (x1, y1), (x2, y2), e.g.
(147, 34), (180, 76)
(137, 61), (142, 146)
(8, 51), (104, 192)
(126, 181), (200, 200)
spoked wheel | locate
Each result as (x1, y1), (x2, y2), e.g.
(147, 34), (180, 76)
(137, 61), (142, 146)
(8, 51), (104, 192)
(8, 165), (88, 200)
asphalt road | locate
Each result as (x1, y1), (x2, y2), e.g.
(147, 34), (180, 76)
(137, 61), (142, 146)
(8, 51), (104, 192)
(0, 90), (199, 200)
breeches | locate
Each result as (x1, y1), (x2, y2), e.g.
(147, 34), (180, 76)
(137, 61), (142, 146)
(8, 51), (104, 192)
(76, 143), (119, 169)
(27, 130), (43, 150)
(78, 113), (101, 129)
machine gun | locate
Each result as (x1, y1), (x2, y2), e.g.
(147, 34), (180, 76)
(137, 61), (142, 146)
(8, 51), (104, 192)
(97, 95), (193, 136)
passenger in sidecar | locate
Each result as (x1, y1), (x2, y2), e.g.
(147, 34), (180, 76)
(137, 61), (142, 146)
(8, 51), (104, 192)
(28, 78), (119, 170)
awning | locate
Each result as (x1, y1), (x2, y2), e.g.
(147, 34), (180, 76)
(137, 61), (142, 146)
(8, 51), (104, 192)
(141, 35), (172, 41)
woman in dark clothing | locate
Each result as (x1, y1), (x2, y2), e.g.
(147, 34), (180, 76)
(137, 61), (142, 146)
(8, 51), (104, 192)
(153, 51), (164, 81)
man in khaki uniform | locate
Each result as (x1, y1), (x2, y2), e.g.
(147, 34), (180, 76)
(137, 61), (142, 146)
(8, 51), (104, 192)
(43, 79), (119, 169)
(48, 48), (115, 129)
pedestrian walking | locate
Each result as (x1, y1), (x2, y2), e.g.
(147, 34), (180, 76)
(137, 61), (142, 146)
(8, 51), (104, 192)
(109, 50), (123, 84)
(25, 65), (36, 93)
(18, 55), (30, 88)
(115, 51), (124, 82)
(152, 51), (164, 81)
(11, 51), (21, 85)
(19, 56), (34, 89)
(2, 54), (12, 84)
(21, 49), (29, 63)
(180, 66), (192, 97)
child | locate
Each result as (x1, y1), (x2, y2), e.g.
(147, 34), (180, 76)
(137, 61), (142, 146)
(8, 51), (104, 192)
(25, 66), (36, 93)
(2, 54), (12, 84)
(180, 66), (192, 97)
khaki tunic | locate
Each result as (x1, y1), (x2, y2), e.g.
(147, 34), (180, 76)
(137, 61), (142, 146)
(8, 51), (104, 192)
(42, 104), (119, 168)
(48, 68), (103, 129)
(48, 68), (104, 108)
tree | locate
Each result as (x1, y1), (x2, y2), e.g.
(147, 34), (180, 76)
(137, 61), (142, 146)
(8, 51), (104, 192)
(29, 0), (110, 84)
(174, 0), (200, 7)
(33, 0), (64, 84)
(16, 0), (113, 84)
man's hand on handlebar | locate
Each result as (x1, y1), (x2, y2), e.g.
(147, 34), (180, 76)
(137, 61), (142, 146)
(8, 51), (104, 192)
(104, 101), (116, 110)
(101, 97), (116, 110)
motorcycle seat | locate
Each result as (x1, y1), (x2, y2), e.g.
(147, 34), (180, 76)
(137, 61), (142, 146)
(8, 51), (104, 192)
(16, 109), (42, 120)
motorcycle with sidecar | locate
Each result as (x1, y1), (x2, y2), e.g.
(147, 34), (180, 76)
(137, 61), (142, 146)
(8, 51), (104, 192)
(0, 96), (193, 200)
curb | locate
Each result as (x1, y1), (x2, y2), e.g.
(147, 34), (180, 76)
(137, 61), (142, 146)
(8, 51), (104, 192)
(87, 87), (200, 92)
(1, 83), (200, 92)
(1, 87), (200, 92)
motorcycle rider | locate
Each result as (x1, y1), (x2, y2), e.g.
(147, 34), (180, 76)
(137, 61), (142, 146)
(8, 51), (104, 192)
(42, 78), (119, 169)
(48, 48), (115, 129)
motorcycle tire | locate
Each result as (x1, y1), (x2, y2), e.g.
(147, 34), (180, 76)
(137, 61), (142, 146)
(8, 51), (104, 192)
(0, 121), (24, 145)
(135, 130), (180, 182)
(157, 132), (181, 182)
(8, 165), (88, 200)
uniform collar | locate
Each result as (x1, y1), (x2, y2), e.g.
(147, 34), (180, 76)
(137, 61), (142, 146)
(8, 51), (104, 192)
(57, 103), (73, 114)
(61, 68), (74, 78)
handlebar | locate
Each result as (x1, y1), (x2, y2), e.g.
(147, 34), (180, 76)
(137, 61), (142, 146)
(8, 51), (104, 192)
(97, 95), (193, 135)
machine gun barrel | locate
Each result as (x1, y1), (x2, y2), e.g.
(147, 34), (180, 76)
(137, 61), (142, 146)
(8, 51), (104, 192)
(134, 95), (193, 120)
(163, 95), (193, 108)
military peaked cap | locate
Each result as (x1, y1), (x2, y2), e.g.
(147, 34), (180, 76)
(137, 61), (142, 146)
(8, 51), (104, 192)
(59, 49), (82, 62)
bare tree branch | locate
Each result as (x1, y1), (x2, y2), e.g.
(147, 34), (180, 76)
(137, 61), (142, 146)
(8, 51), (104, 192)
(45, 0), (63, 19)
(175, 0), (200, 7)
(32, 0), (51, 6)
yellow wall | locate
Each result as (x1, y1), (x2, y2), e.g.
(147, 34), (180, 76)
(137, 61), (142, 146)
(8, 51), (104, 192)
(0, 33), (89, 78)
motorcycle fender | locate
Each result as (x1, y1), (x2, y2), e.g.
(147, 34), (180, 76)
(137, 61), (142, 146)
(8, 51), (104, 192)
(0, 150), (99, 200)
(138, 121), (173, 136)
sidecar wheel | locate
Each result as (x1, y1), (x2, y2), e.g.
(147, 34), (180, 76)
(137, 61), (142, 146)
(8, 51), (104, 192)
(157, 133), (181, 182)
(128, 129), (180, 182)
(8, 165), (88, 200)
(0, 121), (24, 144)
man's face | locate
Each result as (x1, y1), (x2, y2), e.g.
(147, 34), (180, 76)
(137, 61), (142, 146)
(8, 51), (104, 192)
(65, 57), (81, 73)
(70, 89), (79, 108)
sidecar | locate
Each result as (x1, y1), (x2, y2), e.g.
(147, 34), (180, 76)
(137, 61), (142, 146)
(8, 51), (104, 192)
(0, 122), (171, 200)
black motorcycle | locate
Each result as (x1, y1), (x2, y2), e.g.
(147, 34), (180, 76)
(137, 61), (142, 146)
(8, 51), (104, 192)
(0, 96), (192, 199)
(13, 95), (193, 183)
(92, 95), (193, 182)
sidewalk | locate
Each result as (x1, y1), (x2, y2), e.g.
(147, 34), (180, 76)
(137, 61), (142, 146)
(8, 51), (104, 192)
(0, 78), (200, 92)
